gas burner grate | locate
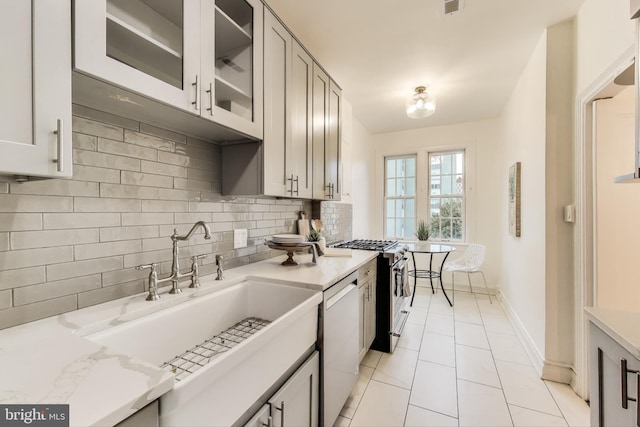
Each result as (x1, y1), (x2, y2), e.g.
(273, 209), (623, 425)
(332, 239), (398, 252)
(160, 317), (271, 381)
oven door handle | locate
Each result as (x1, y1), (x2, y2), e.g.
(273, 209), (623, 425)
(391, 309), (410, 337)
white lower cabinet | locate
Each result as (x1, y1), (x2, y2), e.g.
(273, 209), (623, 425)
(244, 351), (319, 427)
(589, 320), (640, 427)
(116, 401), (158, 427)
(244, 404), (271, 427)
(358, 260), (377, 361)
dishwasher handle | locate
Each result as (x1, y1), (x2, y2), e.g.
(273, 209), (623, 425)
(326, 283), (357, 310)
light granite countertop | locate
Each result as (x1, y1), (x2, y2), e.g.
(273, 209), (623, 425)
(0, 249), (377, 426)
(585, 307), (640, 359)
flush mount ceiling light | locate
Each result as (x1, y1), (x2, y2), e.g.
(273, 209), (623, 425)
(406, 86), (436, 119)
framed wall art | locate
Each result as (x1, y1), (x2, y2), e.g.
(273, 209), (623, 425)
(508, 162), (521, 237)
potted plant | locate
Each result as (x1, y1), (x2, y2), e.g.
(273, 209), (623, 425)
(308, 228), (326, 252)
(415, 220), (430, 241)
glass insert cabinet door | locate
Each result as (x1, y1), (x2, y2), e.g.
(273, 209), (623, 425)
(74, 0), (263, 138)
(203, 0), (263, 137)
(74, 0), (200, 114)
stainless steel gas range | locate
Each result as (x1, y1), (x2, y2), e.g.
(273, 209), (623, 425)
(331, 239), (410, 353)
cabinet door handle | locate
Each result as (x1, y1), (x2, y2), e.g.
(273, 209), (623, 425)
(326, 183), (333, 199)
(287, 174), (294, 195)
(275, 401), (285, 426)
(621, 358), (639, 412)
(192, 75), (199, 111)
(637, 372), (640, 427)
(294, 176), (299, 195)
(53, 119), (63, 172)
(206, 82), (213, 116)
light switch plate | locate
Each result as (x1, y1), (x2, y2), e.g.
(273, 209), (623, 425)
(234, 229), (248, 249)
(563, 205), (576, 223)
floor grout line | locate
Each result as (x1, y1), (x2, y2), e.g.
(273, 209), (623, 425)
(342, 290), (586, 427)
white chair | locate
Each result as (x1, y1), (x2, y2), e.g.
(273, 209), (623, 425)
(443, 244), (491, 304)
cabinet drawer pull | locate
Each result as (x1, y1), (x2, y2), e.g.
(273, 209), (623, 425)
(192, 75), (199, 111)
(53, 119), (63, 172)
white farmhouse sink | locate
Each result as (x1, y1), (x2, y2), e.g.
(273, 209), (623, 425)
(86, 279), (322, 426)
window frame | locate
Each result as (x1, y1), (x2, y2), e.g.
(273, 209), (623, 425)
(383, 154), (417, 240)
(428, 149), (466, 242)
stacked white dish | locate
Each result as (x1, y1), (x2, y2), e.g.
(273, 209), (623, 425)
(272, 234), (306, 245)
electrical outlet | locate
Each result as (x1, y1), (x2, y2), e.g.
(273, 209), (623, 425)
(234, 229), (248, 249)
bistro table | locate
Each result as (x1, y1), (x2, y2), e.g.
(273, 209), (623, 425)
(404, 243), (456, 306)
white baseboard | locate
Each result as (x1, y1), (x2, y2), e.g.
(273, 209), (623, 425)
(497, 290), (545, 375)
(498, 290), (574, 385)
(542, 360), (575, 384)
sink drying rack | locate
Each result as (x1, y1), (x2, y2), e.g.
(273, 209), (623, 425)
(161, 317), (271, 381)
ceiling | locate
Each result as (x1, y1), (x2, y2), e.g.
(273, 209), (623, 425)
(264, 0), (585, 134)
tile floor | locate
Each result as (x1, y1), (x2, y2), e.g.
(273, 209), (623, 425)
(335, 286), (591, 427)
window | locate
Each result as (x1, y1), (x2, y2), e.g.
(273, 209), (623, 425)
(384, 156), (416, 239)
(429, 151), (465, 241)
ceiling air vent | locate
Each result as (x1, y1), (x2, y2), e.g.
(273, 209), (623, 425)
(443, 0), (464, 16)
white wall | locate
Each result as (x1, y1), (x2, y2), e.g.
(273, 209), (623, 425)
(363, 119), (502, 287)
(594, 87), (640, 310)
(350, 115), (375, 239)
(499, 32), (548, 362)
(575, 0), (635, 97)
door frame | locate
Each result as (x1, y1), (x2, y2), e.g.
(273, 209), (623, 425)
(573, 46), (634, 399)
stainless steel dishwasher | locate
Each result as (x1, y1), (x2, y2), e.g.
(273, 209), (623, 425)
(320, 271), (359, 427)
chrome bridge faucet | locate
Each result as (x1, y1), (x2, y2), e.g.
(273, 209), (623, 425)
(137, 221), (212, 300)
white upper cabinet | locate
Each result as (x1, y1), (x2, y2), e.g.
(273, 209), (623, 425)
(289, 42), (314, 199)
(74, 0), (263, 140)
(263, 10), (290, 196)
(327, 80), (342, 200)
(75, 0), (200, 114)
(208, 0), (263, 138)
(312, 66), (342, 200)
(262, 8), (313, 198)
(0, 0), (72, 179)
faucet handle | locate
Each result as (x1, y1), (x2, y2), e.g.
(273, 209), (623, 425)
(215, 254), (224, 281)
(189, 255), (207, 288)
(191, 254), (207, 262)
(136, 263), (157, 272)
(137, 263), (160, 301)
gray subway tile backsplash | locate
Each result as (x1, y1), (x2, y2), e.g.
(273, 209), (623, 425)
(0, 267), (46, 291)
(0, 290), (11, 310)
(10, 229), (100, 250)
(0, 106), (352, 330)
(0, 233), (7, 251)
(0, 194), (73, 213)
(13, 275), (102, 306)
(46, 256), (123, 282)
(0, 295), (77, 330)
(0, 213), (43, 232)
